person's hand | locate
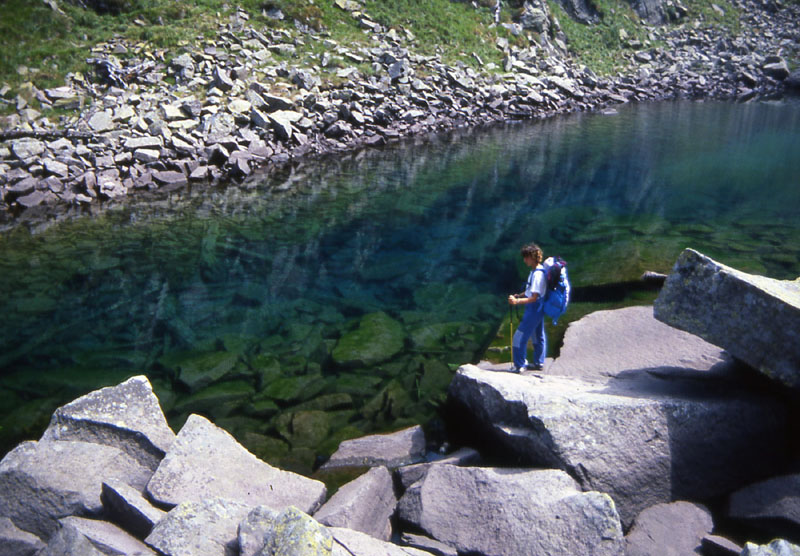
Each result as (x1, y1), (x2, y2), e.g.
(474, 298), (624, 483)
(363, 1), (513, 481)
(508, 295), (516, 306)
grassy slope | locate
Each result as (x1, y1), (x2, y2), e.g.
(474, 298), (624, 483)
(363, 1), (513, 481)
(0, 0), (749, 115)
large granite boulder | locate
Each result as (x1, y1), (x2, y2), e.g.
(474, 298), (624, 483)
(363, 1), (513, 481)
(728, 474), (800, 540)
(625, 501), (713, 556)
(255, 506), (333, 556)
(547, 305), (734, 382)
(0, 440), (152, 539)
(320, 425), (426, 471)
(654, 249), (800, 389)
(146, 414), (327, 513)
(40, 375), (176, 471)
(397, 465), (624, 556)
(448, 362), (788, 526)
(314, 466), (397, 540)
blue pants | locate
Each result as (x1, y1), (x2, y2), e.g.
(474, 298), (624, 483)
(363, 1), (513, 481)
(512, 300), (546, 369)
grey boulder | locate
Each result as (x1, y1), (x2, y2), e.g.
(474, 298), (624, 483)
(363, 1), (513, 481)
(0, 516), (44, 556)
(146, 414), (326, 513)
(742, 539), (800, 556)
(36, 523), (106, 556)
(41, 375), (175, 471)
(330, 527), (434, 556)
(654, 248), (800, 389)
(101, 479), (166, 539)
(256, 506), (333, 556)
(0, 440), (152, 539)
(145, 498), (252, 556)
(238, 506), (279, 556)
(314, 466), (396, 541)
(58, 516), (155, 555)
(625, 501), (713, 556)
(397, 465), (624, 556)
(447, 363), (788, 527)
(321, 425), (425, 471)
(728, 474), (800, 540)
(396, 447), (481, 490)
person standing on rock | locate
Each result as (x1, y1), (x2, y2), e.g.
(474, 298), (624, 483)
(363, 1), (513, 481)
(508, 243), (547, 372)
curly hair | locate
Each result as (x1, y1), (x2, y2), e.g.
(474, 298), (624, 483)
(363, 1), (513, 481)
(520, 243), (543, 266)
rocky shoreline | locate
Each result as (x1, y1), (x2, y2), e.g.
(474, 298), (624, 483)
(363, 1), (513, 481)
(2, 249), (800, 555)
(1, 0), (799, 229)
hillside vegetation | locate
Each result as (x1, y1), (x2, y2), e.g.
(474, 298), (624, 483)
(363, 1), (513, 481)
(1, 0), (744, 109)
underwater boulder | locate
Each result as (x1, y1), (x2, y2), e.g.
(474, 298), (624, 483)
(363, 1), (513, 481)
(332, 312), (405, 369)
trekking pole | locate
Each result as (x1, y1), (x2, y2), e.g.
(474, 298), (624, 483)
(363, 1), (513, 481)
(509, 303), (514, 367)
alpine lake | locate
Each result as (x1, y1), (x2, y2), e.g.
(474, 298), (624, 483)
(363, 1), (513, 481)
(1, 99), (798, 480)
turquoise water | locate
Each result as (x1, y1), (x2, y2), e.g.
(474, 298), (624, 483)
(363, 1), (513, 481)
(1, 99), (798, 472)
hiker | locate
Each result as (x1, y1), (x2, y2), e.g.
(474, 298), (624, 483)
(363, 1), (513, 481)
(508, 243), (547, 372)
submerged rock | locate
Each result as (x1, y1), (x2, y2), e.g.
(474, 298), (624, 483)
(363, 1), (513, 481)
(332, 312), (405, 368)
(397, 465), (624, 556)
(654, 249), (800, 389)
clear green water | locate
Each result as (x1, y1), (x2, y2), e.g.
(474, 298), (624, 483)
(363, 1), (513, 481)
(1, 99), (798, 473)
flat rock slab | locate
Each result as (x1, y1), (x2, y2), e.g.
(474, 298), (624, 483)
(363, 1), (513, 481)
(625, 501), (713, 556)
(145, 498), (252, 556)
(146, 414), (326, 513)
(654, 248), (800, 389)
(448, 364), (788, 526)
(397, 465), (624, 556)
(0, 440), (152, 539)
(101, 479), (166, 539)
(330, 527), (434, 556)
(59, 516), (156, 555)
(548, 305), (734, 382)
(38, 523), (106, 556)
(314, 466), (396, 541)
(41, 375), (175, 472)
(321, 425), (425, 471)
(396, 447), (481, 490)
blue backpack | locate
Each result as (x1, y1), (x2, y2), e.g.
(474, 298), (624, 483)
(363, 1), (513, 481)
(536, 256), (571, 325)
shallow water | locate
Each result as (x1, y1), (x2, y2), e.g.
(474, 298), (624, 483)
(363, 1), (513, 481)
(1, 99), (798, 472)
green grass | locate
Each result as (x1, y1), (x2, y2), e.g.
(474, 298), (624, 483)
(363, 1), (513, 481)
(549, 0), (650, 75)
(0, 0), (758, 114)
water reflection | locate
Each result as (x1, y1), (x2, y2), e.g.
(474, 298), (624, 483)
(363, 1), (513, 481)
(1, 100), (798, 471)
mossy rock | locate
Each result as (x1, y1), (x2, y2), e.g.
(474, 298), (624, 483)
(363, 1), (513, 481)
(361, 379), (413, 422)
(160, 350), (239, 392)
(244, 396), (281, 418)
(290, 393), (354, 413)
(409, 322), (465, 351)
(333, 373), (384, 397)
(332, 312), (405, 368)
(172, 380), (255, 416)
(241, 432), (290, 463)
(290, 410), (333, 449)
(250, 354), (282, 387)
(417, 359), (455, 401)
(262, 374), (328, 404)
